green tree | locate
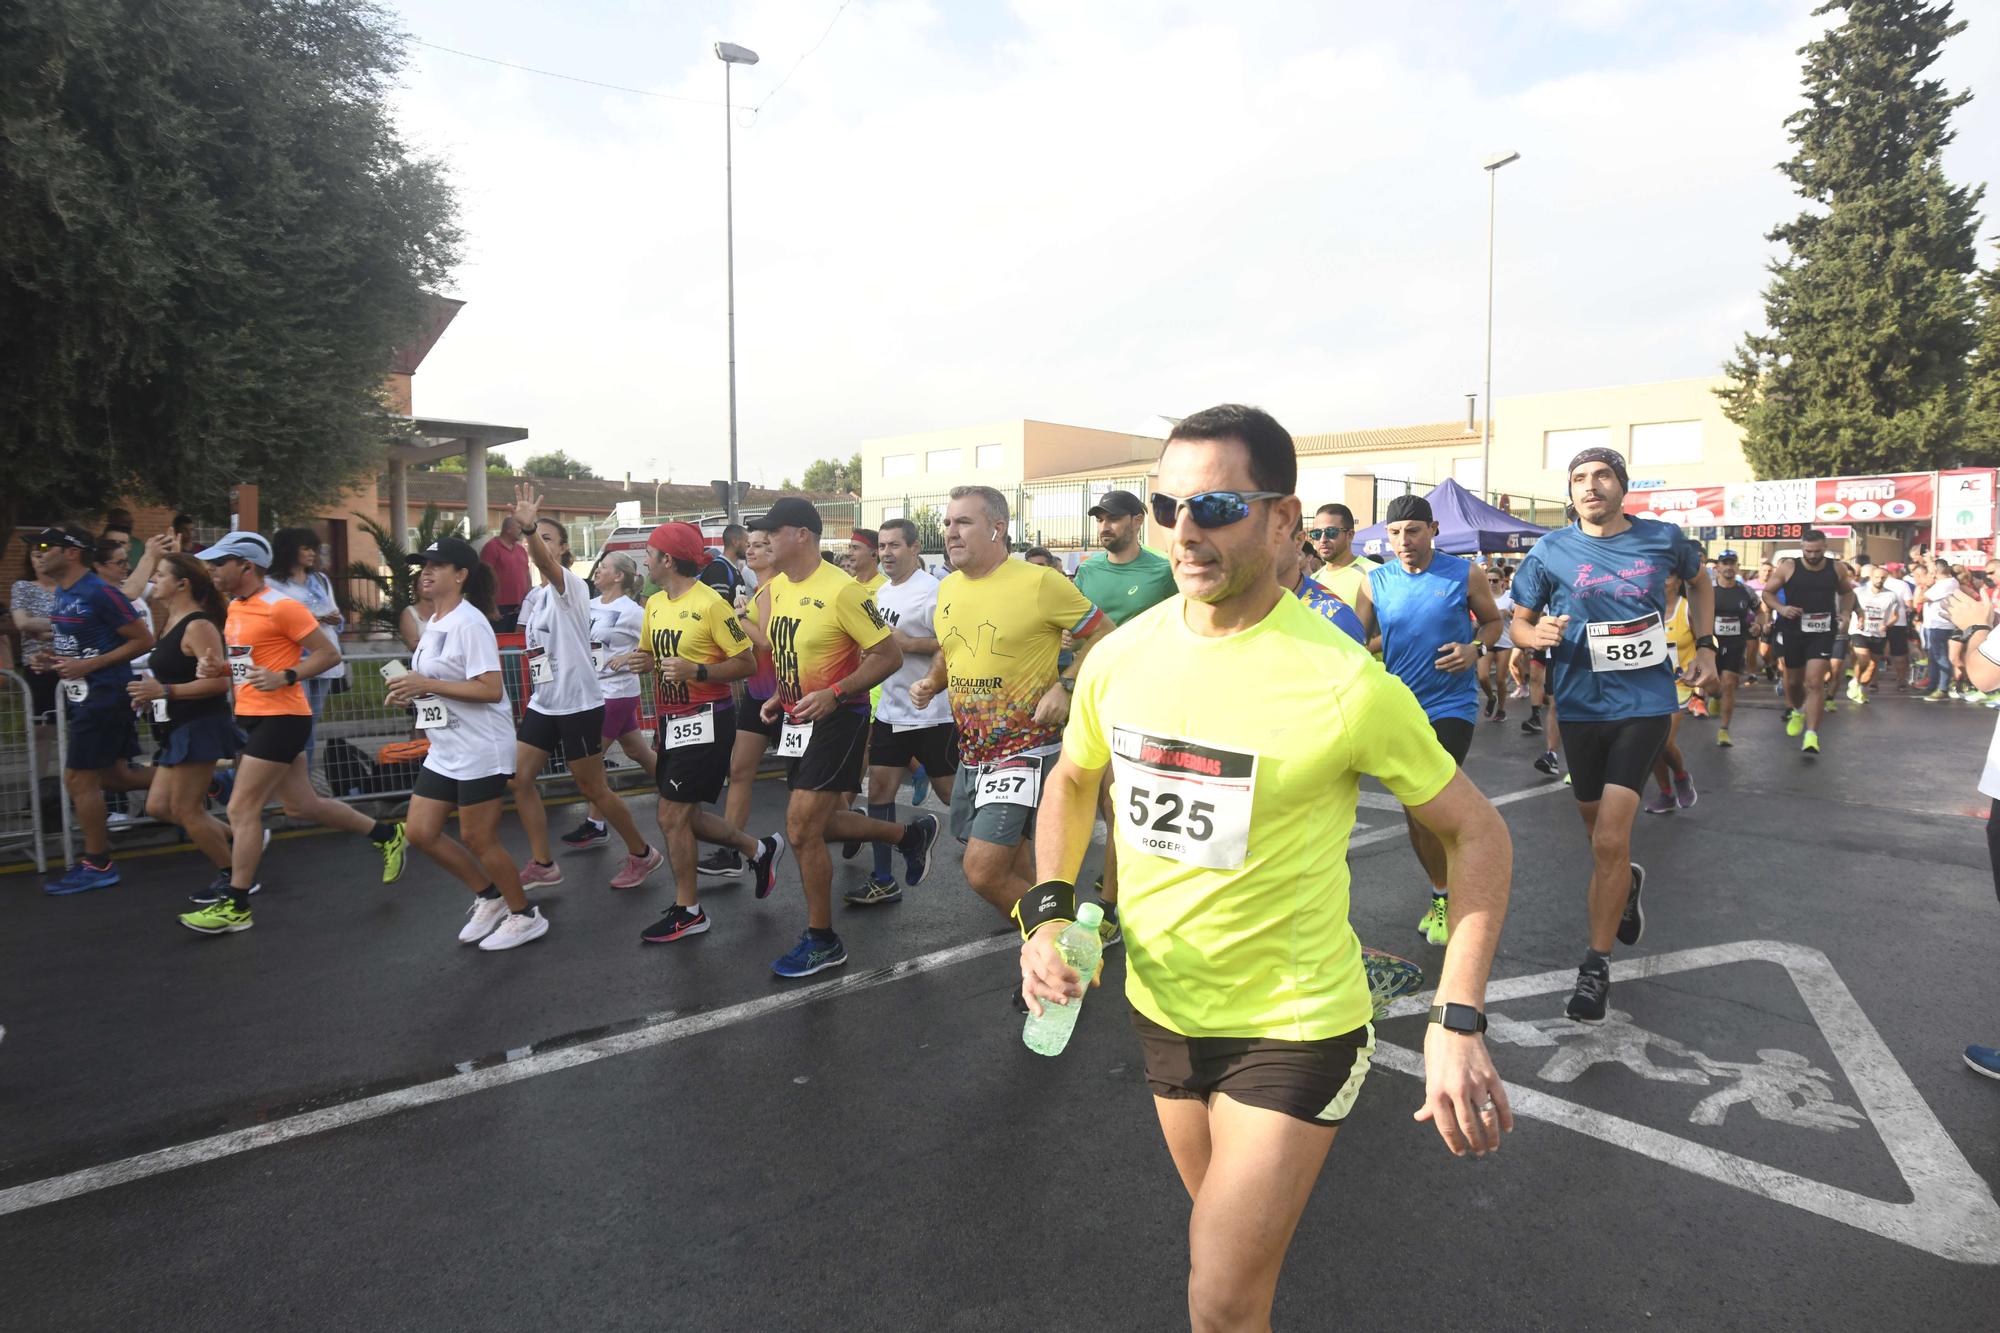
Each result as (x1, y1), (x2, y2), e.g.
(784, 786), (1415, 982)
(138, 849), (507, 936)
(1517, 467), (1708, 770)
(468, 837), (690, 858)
(521, 450), (599, 480)
(1719, 0), (1984, 478)
(0, 0), (460, 554)
(1969, 247), (2000, 458)
(800, 452), (863, 494)
(344, 503), (469, 631)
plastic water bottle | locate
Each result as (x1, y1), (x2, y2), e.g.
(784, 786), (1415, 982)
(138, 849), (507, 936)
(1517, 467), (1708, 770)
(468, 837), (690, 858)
(1022, 902), (1106, 1057)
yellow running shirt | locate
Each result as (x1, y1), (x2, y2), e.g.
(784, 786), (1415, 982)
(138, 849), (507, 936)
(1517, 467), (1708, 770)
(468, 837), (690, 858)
(1312, 555), (1378, 611)
(1065, 591), (1456, 1040)
(766, 561), (889, 710)
(1666, 595), (1695, 704)
(935, 558), (1105, 767)
(642, 580), (752, 713)
(858, 571), (887, 596)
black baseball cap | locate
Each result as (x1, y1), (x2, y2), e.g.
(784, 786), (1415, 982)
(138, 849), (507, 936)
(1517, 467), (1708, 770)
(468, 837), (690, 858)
(30, 525), (89, 551)
(406, 536), (479, 570)
(746, 497), (824, 536)
(1384, 494), (1434, 525)
(1089, 489), (1145, 519)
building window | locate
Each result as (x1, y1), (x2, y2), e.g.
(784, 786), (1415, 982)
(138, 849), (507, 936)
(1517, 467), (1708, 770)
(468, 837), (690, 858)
(1544, 426), (1610, 472)
(975, 443), (1003, 470)
(1630, 420), (1702, 466)
(926, 447), (962, 472)
(882, 453), (916, 478)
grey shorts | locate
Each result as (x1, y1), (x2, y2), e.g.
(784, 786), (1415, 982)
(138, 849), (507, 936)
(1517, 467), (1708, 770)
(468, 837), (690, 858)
(948, 751), (1052, 848)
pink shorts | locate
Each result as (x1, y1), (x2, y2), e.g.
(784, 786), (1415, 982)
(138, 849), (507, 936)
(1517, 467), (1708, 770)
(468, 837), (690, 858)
(601, 694), (644, 742)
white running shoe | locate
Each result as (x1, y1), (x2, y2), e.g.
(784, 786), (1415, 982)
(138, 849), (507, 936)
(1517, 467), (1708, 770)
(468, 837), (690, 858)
(458, 896), (510, 944)
(478, 906), (550, 951)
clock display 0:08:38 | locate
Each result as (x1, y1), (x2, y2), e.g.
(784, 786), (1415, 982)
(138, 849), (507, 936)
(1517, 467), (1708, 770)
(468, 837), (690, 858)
(1738, 523), (1805, 540)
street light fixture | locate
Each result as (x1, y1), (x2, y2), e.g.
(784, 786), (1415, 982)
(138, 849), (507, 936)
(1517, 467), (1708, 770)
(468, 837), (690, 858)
(716, 41), (760, 523)
(1481, 149), (1520, 503)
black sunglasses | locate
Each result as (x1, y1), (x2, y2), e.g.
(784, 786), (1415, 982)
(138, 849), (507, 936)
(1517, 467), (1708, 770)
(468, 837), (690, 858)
(1150, 490), (1283, 530)
(1305, 526), (1349, 540)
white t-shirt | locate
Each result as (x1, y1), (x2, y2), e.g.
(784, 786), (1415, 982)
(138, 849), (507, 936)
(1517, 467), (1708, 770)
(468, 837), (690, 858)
(589, 595), (645, 701)
(1493, 591), (1515, 649)
(873, 569), (953, 728)
(1922, 577), (1961, 631)
(1884, 576), (1915, 607)
(412, 600), (516, 781)
(1851, 587), (1904, 636)
(521, 569), (605, 717)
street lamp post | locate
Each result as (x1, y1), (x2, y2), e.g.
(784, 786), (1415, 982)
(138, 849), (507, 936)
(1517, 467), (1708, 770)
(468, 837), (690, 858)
(716, 41), (760, 524)
(1481, 149), (1520, 503)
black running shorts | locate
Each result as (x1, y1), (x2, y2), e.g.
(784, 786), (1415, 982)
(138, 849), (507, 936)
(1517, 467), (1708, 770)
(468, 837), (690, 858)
(1133, 1009), (1375, 1126)
(739, 693), (782, 741)
(518, 704), (606, 762)
(787, 705), (870, 793)
(1561, 715), (1673, 804)
(1851, 634), (1887, 656)
(868, 719), (960, 776)
(1780, 628), (1837, 668)
(1887, 625), (1911, 656)
(240, 713), (313, 765)
(1715, 637), (1747, 675)
(655, 706), (735, 806)
(1429, 716), (1475, 766)
(414, 766), (510, 806)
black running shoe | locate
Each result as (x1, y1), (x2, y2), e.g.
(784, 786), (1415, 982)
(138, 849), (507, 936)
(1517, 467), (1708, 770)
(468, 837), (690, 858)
(698, 846), (746, 880)
(640, 904), (709, 944)
(560, 819), (608, 851)
(187, 872), (257, 906)
(901, 813), (940, 888)
(1617, 862), (1646, 946)
(752, 834), (787, 900)
(1520, 714), (1543, 735)
(1566, 958), (1610, 1023)
(1533, 749), (1561, 776)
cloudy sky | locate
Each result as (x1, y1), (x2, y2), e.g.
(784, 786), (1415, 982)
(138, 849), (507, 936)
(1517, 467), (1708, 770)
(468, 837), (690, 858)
(386, 0), (2000, 486)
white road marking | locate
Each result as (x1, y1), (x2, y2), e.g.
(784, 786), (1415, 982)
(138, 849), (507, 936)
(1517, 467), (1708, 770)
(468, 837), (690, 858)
(1375, 940), (2000, 1265)
(0, 933), (1019, 1219)
(1348, 781), (1566, 849)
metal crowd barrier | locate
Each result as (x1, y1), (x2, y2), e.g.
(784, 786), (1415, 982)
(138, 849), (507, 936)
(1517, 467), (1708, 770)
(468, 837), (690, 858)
(2, 639), (668, 868)
(0, 671), (52, 872)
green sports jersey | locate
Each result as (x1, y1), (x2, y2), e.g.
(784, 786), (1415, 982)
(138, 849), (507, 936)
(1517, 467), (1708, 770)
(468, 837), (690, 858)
(1073, 547), (1177, 627)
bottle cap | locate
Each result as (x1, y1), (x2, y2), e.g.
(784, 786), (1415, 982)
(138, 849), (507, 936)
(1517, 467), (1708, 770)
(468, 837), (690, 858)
(1075, 902), (1104, 929)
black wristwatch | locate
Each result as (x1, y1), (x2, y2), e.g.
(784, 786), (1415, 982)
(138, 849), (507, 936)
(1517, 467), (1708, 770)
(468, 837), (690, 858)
(1059, 677), (1076, 693)
(283, 668), (298, 686)
(1695, 635), (1718, 652)
(1428, 1002), (1488, 1034)
(695, 663), (709, 683)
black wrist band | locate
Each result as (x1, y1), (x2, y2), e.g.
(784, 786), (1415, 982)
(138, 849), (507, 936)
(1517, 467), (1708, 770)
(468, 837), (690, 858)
(1013, 879), (1078, 940)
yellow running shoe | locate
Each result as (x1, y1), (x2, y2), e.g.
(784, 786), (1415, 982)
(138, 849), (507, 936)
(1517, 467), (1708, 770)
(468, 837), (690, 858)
(1717, 727), (1733, 748)
(180, 900), (252, 935)
(1802, 729), (1820, 756)
(379, 823), (408, 883)
(1785, 709), (1804, 737)
(1416, 894), (1450, 946)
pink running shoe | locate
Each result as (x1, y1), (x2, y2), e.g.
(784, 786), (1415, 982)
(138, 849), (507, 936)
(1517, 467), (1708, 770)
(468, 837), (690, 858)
(609, 844), (663, 890)
(519, 859), (564, 888)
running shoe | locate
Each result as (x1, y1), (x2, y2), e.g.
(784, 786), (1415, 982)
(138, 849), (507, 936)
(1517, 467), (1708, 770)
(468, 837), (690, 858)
(1717, 727), (1733, 748)
(843, 874), (902, 906)
(1924, 688), (1948, 701)
(1802, 730), (1820, 756)
(1533, 750), (1561, 776)
(1785, 709), (1804, 737)
(1965, 1045), (2000, 1080)
(1520, 714), (1543, 735)
(1482, 692), (1497, 719)
(1846, 679), (1865, 704)
(1493, 706), (1507, 724)
(208, 768), (236, 806)
(1967, 689), (1990, 705)
(698, 847), (747, 881)
(1417, 894), (1449, 947)
(479, 907), (550, 951)
(44, 860), (119, 896)
(1364, 948), (1425, 1020)
(1643, 789), (1676, 816)
(1674, 772), (1697, 810)
(1685, 695), (1709, 718)
(378, 823), (408, 883)
(561, 818), (609, 850)
(1510, 683), (1530, 700)
(641, 904), (709, 943)
(1566, 958), (1611, 1023)
(901, 813), (940, 888)
(752, 834), (787, 899)
(909, 765), (930, 809)
(179, 900), (252, 935)
(1949, 685), (1963, 700)
(1617, 863), (1646, 946)
(519, 859), (564, 888)
(771, 929), (848, 979)
(458, 896), (510, 944)
(1564, 772), (1573, 786)
(1097, 905), (1122, 950)
(187, 873), (260, 906)
(1824, 697), (1838, 713)
(609, 845), (663, 890)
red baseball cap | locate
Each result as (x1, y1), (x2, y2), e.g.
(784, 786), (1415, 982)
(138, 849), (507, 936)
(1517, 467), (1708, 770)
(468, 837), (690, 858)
(647, 522), (706, 565)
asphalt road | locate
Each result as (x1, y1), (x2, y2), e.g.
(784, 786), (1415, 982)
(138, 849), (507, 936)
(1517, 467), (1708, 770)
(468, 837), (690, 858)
(4, 682), (1999, 1330)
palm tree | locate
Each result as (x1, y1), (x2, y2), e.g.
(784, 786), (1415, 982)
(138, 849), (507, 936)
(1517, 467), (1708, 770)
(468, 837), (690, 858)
(345, 503), (476, 631)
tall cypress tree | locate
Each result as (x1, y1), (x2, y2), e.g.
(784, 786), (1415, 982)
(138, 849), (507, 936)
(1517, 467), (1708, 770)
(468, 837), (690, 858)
(1720, 0), (1983, 478)
(1969, 248), (2000, 457)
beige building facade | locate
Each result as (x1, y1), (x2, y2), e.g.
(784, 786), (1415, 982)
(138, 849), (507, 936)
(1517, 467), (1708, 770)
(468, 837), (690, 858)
(1488, 375), (1751, 504)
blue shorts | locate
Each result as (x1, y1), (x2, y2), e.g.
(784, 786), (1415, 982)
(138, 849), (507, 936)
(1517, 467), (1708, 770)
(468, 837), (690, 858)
(65, 702), (140, 772)
(155, 714), (246, 768)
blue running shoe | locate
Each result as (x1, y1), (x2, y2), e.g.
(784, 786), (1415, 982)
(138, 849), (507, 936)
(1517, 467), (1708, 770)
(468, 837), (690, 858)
(900, 813), (940, 888)
(909, 764), (930, 809)
(1966, 1045), (2000, 1081)
(45, 859), (119, 896)
(771, 929), (848, 979)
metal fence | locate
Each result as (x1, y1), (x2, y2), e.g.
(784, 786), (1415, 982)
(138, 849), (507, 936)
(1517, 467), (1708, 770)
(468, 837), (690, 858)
(0, 671), (52, 872)
(2, 641), (674, 869)
(864, 478), (1152, 555)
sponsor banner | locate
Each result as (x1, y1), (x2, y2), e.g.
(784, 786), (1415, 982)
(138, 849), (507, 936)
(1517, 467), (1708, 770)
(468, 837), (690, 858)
(1626, 485), (1726, 526)
(1627, 472), (1938, 527)
(1936, 469), (1995, 541)
(1812, 472), (1930, 523)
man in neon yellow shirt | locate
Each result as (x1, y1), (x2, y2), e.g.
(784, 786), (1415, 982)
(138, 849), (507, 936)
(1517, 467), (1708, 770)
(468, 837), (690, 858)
(1020, 404), (1513, 1329)
(1308, 501), (1378, 615)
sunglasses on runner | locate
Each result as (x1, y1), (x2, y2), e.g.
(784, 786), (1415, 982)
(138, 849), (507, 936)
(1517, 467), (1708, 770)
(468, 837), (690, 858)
(1150, 490), (1284, 529)
(1305, 526), (1349, 540)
